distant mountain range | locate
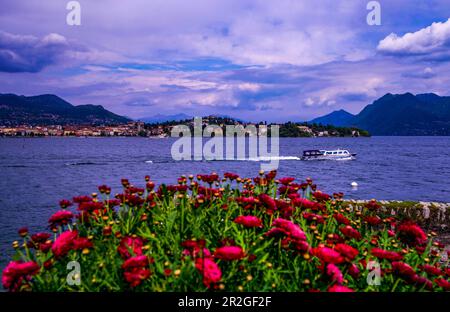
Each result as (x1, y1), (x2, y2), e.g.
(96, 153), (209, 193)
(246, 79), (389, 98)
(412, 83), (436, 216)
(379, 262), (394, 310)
(139, 113), (192, 124)
(2, 92), (450, 135)
(0, 94), (130, 126)
(310, 93), (450, 135)
(310, 109), (355, 127)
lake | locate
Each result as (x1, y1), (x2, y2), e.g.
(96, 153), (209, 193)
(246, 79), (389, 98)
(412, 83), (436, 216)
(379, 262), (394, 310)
(1, 136), (450, 268)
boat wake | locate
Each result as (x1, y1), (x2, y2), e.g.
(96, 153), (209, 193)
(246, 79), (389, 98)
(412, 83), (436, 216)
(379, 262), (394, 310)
(243, 156), (301, 162)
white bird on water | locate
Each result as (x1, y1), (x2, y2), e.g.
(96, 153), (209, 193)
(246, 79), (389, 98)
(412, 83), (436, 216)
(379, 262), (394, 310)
(351, 181), (358, 189)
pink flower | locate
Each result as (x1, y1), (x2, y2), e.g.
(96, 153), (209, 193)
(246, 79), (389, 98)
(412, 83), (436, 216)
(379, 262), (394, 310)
(2, 261), (40, 291)
(327, 285), (354, 292)
(117, 236), (145, 259)
(234, 215), (263, 228)
(326, 263), (343, 285)
(371, 248), (403, 261)
(51, 230), (78, 258)
(312, 247), (343, 264)
(348, 263), (360, 278)
(271, 218), (307, 241)
(335, 243), (358, 261)
(213, 246), (245, 261)
(195, 257), (222, 288)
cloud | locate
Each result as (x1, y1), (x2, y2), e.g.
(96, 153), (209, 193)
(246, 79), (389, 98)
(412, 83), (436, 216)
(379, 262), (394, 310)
(377, 18), (450, 56)
(0, 31), (73, 72)
(402, 67), (436, 79)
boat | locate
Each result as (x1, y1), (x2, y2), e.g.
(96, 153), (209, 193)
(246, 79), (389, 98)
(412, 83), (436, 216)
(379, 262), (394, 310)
(300, 149), (356, 161)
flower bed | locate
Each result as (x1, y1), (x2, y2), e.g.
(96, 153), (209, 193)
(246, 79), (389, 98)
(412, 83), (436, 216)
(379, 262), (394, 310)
(3, 171), (449, 292)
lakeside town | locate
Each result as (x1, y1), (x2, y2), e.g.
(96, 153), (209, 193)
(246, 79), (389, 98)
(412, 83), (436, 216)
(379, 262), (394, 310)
(0, 116), (370, 138)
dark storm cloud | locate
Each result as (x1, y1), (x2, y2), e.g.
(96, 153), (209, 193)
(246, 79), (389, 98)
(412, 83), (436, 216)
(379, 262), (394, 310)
(0, 31), (74, 73)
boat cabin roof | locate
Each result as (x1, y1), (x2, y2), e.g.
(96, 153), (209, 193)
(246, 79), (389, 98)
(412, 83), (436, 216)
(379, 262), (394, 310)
(302, 150), (324, 156)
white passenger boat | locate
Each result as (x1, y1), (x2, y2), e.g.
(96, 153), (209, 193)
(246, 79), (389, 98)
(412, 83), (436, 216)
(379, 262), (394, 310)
(300, 149), (356, 161)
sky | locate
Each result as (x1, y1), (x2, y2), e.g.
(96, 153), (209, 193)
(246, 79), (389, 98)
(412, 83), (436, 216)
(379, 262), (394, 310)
(1, 0), (450, 122)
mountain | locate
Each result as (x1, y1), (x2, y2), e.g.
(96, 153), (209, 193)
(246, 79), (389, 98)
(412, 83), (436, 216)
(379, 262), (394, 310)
(139, 113), (192, 124)
(310, 93), (450, 135)
(309, 109), (355, 127)
(0, 93), (131, 126)
(350, 93), (450, 135)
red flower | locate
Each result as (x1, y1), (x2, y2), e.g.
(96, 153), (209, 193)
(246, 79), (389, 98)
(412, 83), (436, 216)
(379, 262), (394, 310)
(235, 196), (258, 210)
(234, 215), (263, 228)
(117, 236), (145, 259)
(48, 210), (74, 227)
(312, 247), (343, 264)
(278, 185), (299, 195)
(122, 255), (150, 270)
(121, 255), (151, 287)
(51, 230), (78, 258)
(333, 213), (351, 225)
(348, 263), (360, 278)
(224, 172), (239, 181)
(364, 216), (382, 226)
(312, 191), (330, 202)
(30, 232), (51, 244)
(371, 248), (403, 261)
(73, 196), (92, 204)
(327, 285), (354, 292)
(72, 237), (93, 250)
(278, 177), (295, 185)
(164, 269), (172, 276)
(397, 222), (427, 246)
(39, 241), (52, 253)
(98, 185), (111, 194)
(326, 263), (343, 285)
(292, 197), (317, 210)
(213, 246), (245, 261)
(391, 262), (416, 280)
(339, 226), (362, 240)
(434, 278), (450, 290)
(18, 227), (28, 237)
(2, 261), (40, 291)
(365, 199), (381, 211)
(271, 218), (307, 241)
(412, 275), (433, 290)
(421, 264), (443, 276)
(78, 201), (105, 214)
(258, 194), (277, 213)
(335, 244), (358, 261)
(123, 268), (151, 287)
(302, 212), (325, 224)
(59, 199), (72, 208)
(195, 257), (222, 288)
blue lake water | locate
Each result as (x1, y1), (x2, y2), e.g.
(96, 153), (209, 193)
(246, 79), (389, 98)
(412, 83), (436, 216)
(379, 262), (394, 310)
(1, 136), (450, 268)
